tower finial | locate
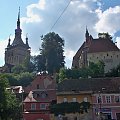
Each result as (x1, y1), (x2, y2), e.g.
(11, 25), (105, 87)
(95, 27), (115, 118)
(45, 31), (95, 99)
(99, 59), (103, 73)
(86, 26), (88, 33)
(17, 7), (20, 29)
(7, 34), (11, 47)
(26, 33), (29, 47)
(85, 26), (89, 38)
(18, 7), (20, 20)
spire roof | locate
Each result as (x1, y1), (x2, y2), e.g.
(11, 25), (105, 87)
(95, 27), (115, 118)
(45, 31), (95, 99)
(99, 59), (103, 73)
(12, 7), (24, 46)
(17, 7), (20, 29)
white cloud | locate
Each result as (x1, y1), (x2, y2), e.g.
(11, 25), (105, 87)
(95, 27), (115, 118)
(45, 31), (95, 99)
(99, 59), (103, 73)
(95, 6), (120, 35)
(1, 0), (120, 68)
(0, 39), (8, 66)
(116, 37), (120, 49)
(19, 0), (103, 67)
(21, 0), (46, 24)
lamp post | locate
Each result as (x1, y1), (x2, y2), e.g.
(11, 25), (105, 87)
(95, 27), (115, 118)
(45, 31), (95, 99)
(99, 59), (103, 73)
(21, 88), (24, 120)
(98, 91), (103, 120)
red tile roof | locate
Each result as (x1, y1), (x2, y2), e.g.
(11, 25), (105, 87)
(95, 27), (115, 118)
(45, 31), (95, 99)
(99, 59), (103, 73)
(88, 38), (119, 53)
(72, 36), (120, 68)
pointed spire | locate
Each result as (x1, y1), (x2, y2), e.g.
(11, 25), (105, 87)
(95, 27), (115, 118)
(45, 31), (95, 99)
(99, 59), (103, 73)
(26, 33), (30, 48)
(85, 26), (89, 38)
(17, 7), (20, 29)
(7, 34), (11, 47)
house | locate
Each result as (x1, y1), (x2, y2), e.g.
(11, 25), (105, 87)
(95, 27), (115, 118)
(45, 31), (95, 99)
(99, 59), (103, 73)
(72, 28), (120, 72)
(6, 86), (23, 94)
(23, 74), (57, 120)
(57, 77), (120, 120)
(92, 77), (120, 120)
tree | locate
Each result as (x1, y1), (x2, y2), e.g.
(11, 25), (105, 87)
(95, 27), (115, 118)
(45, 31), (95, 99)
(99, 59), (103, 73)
(58, 68), (67, 83)
(34, 54), (46, 73)
(88, 61), (105, 78)
(50, 101), (90, 116)
(105, 63), (120, 77)
(0, 76), (19, 120)
(23, 56), (35, 73)
(40, 32), (65, 74)
(11, 64), (25, 74)
(17, 72), (35, 87)
(98, 33), (112, 39)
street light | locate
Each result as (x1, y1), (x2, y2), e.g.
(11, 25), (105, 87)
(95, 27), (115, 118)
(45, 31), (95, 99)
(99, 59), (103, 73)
(21, 88), (24, 119)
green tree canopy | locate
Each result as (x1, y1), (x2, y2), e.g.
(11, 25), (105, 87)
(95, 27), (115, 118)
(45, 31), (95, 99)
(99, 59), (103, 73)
(37, 32), (65, 74)
(0, 76), (19, 120)
(50, 101), (90, 116)
(58, 60), (105, 81)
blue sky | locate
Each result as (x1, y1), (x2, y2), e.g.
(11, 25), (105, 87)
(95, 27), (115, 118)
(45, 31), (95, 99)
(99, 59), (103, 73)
(0, 0), (120, 68)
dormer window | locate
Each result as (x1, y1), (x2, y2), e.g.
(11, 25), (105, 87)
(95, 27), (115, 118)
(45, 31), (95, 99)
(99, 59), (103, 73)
(41, 92), (47, 98)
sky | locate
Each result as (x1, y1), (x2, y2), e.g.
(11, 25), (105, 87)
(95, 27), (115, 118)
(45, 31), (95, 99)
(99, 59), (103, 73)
(0, 0), (120, 68)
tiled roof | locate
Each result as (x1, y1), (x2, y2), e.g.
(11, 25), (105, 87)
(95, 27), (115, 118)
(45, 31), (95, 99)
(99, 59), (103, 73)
(88, 38), (119, 53)
(72, 36), (119, 68)
(57, 77), (120, 93)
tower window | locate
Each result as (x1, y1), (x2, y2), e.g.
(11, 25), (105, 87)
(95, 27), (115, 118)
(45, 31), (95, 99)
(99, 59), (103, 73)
(37, 84), (39, 89)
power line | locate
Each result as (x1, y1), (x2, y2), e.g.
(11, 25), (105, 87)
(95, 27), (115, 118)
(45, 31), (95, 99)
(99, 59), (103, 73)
(50, 0), (72, 31)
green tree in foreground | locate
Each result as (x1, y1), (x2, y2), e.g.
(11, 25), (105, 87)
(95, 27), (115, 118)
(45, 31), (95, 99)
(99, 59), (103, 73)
(0, 76), (19, 120)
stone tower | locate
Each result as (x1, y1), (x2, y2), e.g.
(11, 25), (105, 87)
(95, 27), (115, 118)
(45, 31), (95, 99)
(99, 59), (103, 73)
(5, 8), (31, 72)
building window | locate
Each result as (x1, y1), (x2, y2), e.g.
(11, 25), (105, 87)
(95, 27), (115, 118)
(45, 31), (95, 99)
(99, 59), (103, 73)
(63, 98), (67, 102)
(106, 96), (111, 103)
(31, 103), (36, 110)
(115, 96), (120, 102)
(84, 97), (88, 102)
(41, 92), (47, 98)
(117, 55), (119, 58)
(37, 84), (39, 89)
(72, 98), (77, 102)
(40, 103), (46, 110)
(37, 94), (39, 98)
(107, 53), (109, 56)
(97, 96), (102, 103)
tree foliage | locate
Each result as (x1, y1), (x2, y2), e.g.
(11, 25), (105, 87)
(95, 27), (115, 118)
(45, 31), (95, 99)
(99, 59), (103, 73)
(0, 76), (19, 120)
(105, 63), (120, 77)
(98, 33), (112, 39)
(0, 72), (35, 87)
(34, 54), (46, 73)
(11, 56), (35, 74)
(58, 61), (105, 82)
(50, 101), (90, 116)
(35, 32), (65, 74)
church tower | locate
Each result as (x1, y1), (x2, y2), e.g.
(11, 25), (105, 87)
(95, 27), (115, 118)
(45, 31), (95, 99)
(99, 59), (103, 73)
(5, 8), (31, 72)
